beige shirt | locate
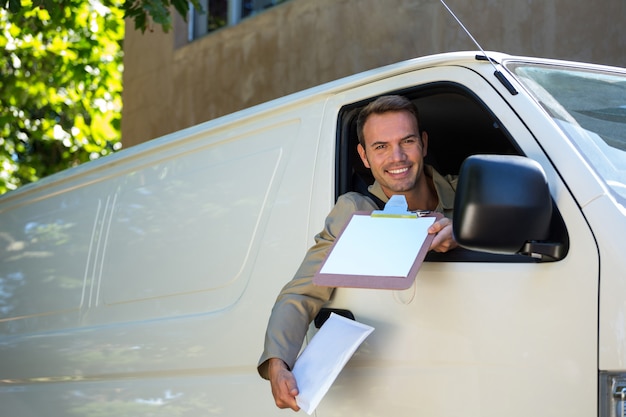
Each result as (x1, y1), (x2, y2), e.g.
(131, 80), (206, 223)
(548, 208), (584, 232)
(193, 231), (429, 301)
(257, 166), (457, 379)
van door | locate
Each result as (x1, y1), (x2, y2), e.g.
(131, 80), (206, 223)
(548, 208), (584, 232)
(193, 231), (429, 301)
(311, 66), (598, 417)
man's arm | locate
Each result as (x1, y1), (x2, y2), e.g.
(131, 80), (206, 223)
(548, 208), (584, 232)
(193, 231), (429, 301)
(258, 192), (379, 409)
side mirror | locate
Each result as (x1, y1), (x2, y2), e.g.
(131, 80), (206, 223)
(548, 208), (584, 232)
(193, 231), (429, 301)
(453, 155), (565, 261)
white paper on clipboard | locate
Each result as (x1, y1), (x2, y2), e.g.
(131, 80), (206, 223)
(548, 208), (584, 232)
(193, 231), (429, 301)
(319, 214), (435, 277)
(313, 202), (442, 290)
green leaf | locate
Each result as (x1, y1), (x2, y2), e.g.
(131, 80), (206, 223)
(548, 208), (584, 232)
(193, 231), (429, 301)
(171, 0), (193, 22)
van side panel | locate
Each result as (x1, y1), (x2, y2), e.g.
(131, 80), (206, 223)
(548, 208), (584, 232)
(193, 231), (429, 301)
(0, 183), (113, 335)
(0, 99), (328, 416)
(92, 120), (301, 323)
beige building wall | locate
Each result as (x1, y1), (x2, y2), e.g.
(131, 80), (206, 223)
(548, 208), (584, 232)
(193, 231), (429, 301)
(121, 0), (626, 147)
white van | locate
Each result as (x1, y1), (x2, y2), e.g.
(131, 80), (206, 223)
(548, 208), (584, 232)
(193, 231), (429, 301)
(1, 51), (625, 417)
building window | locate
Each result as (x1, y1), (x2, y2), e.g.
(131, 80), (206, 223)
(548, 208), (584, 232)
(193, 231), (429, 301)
(188, 0), (289, 41)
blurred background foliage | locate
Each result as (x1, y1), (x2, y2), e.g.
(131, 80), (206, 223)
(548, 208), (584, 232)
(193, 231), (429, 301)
(0, 0), (199, 195)
(0, 0), (124, 194)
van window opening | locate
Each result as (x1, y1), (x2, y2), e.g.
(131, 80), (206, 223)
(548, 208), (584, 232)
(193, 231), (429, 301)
(335, 83), (564, 263)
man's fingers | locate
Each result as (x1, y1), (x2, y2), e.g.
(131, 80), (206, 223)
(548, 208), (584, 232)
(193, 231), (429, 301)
(274, 379), (300, 411)
(286, 377), (299, 397)
(268, 359), (300, 411)
(428, 218), (457, 252)
(428, 217), (451, 234)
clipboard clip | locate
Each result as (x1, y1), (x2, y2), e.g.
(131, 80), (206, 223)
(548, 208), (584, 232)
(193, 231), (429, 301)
(371, 195), (419, 218)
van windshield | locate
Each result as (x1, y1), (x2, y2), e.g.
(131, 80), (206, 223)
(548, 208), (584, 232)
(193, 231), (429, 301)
(507, 62), (626, 202)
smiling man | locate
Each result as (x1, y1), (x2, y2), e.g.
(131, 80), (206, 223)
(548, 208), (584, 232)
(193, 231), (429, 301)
(258, 95), (458, 411)
(357, 98), (443, 227)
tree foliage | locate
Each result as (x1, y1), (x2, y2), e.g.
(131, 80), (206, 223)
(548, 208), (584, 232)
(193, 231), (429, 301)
(124, 0), (202, 33)
(0, 1), (124, 194)
(5, 0), (202, 34)
(0, 0), (199, 195)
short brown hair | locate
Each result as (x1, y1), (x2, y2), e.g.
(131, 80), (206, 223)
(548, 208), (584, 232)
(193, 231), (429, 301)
(356, 95), (421, 147)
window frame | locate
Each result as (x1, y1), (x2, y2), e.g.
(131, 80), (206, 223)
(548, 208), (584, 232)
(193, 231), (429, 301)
(334, 82), (563, 263)
(187, 0), (289, 41)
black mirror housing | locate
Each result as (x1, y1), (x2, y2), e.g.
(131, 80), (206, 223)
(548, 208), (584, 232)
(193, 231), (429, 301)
(453, 155), (553, 255)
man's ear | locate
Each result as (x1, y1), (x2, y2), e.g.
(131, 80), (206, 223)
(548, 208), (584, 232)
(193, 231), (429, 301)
(421, 131), (429, 157)
(357, 143), (370, 169)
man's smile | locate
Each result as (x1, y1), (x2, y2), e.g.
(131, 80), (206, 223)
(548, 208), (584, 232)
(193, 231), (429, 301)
(386, 166), (410, 175)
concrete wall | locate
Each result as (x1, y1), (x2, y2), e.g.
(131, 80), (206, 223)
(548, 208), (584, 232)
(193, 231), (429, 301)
(121, 0), (626, 147)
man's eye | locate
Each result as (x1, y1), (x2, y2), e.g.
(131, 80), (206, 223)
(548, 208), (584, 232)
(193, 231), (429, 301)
(374, 144), (386, 150)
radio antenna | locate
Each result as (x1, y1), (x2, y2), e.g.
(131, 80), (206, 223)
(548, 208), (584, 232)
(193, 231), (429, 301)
(438, 0), (518, 95)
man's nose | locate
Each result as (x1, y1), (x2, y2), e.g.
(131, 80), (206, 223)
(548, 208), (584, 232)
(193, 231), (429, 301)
(390, 144), (406, 161)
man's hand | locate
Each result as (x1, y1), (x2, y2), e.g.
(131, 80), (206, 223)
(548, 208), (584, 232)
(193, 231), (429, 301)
(428, 217), (457, 253)
(268, 358), (300, 411)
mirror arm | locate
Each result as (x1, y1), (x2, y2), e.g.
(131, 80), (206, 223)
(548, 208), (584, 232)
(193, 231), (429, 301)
(519, 241), (567, 262)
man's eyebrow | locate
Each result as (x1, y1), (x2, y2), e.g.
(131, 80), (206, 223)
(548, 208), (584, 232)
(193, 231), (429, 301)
(368, 140), (387, 148)
(368, 134), (418, 147)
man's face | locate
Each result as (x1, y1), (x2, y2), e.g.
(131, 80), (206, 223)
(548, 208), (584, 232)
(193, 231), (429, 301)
(357, 110), (428, 197)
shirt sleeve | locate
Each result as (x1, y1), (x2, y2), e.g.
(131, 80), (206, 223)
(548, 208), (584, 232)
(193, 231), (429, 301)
(257, 192), (377, 379)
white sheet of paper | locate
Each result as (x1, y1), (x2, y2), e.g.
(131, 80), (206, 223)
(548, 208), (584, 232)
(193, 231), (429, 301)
(292, 313), (375, 415)
(319, 215), (435, 277)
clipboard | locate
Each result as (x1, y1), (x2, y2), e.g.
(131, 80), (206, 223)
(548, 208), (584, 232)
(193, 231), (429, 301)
(313, 195), (443, 290)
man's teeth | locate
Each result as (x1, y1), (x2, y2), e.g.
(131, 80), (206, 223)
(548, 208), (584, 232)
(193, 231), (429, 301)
(388, 167), (408, 174)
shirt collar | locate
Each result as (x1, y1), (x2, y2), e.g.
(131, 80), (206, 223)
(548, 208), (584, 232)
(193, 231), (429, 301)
(367, 165), (457, 214)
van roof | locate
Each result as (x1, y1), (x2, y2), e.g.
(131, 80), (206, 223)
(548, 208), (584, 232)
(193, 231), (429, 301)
(2, 50), (623, 203)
